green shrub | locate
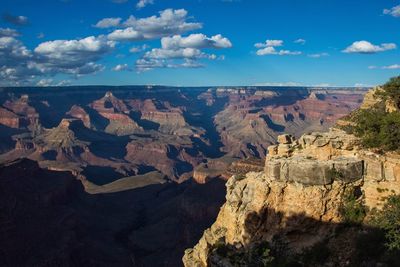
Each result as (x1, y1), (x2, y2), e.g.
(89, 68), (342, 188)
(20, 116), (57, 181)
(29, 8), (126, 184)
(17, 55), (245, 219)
(339, 189), (367, 225)
(370, 194), (400, 250)
(376, 76), (400, 107)
(211, 241), (274, 267)
(350, 102), (400, 152)
(344, 76), (400, 152)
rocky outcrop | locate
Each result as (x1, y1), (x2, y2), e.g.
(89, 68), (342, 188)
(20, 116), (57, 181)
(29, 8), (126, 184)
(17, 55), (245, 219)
(214, 90), (365, 158)
(90, 92), (141, 136)
(66, 105), (91, 128)
(2, 95), (39, 129)
(183, 128), (400, 266)
(0, 107), (20, 128)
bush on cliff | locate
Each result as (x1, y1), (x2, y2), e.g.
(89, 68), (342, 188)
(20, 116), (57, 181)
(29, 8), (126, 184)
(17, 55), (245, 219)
(339, 188), (367, 225)
(376, 76), (400, 108)
(370, 194), (400, 251)
(349, 76), (400, 151)
(210, 241), (274, 266)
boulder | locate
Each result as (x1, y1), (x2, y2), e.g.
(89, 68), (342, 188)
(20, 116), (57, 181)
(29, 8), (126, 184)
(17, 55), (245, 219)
(277, 144), (292, 156)
(277, 134), (293, 144)
(363, 156), (384, 182)
(333, 157), (363, 183)
(265, 160), (281, 180)
(288, 157), (334, 185)
(267, 145), (278, 156)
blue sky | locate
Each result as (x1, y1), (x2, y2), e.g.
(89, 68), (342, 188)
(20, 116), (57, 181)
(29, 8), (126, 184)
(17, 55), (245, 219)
(0, 0), (399, 86)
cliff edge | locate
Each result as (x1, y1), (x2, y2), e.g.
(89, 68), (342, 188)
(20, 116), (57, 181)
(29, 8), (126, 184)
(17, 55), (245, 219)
(183, 84), (400, 266)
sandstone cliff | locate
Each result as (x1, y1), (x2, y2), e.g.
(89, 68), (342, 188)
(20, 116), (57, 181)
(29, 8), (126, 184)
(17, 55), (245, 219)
(184, 89), (400, 266)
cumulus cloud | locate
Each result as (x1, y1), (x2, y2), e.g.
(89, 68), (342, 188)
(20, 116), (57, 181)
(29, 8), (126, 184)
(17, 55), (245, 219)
(136, 0), (154, 9)
(34, 36), (115, 73)
(256, 47), (301, 56)
(0, 28), (19, 37)
(94, 17), (121, 28)
(135, 33), (231, 71)
(294, 38), (306, 45)
(383, 5), (400, 17)
(113, 64), (130, 71)
(2, 13), (29, 26)
(255, 39), (301, 56)
(161, 34), (232, 50)
(343, 41), (396, 54)
(255, 39), (283, 48)
(36, 79), (54, 87)
(107, 9), (202, 41)
(0, 35), (114, 85)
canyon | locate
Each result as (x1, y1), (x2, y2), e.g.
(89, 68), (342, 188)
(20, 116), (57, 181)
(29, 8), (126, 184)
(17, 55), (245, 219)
(183, 88), (400, 267)
(0, 85), (367, 266)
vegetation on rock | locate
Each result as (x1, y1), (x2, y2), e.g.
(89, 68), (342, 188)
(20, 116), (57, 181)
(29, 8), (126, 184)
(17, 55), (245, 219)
(369, 194), (400, 251)
(210, 241), (274, 267)
(346, 76), (400, 151)
(339, 187), (367, 225)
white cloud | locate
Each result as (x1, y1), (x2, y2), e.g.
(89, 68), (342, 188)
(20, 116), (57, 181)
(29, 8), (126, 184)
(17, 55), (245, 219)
(136, 0), (154, 9)
(94, 17), (121, 28)
(256, 46), (301, 56)
(34, 36), (115, 64)
(135, 33), (231, 71)
(343, 41), (396, 54)
(136, 58), (203, 72)
(36, 79), (53, 87)
(0, 28), (19, 37)
(113, 64), (130, 71)
(255, 39), (283, 48)
(383, 5), (400, 17)
(144, 47), (204, 59)
(255, 39), (301, 56)
(161, 34), (232, 50)
(108, 9), (202, 41)
(108, 27), (144, 41)
(308, 52), (329, 58)
(0, 35), (114, 85)
(294, 38), (306, 45)
(382, 64), (400, 69)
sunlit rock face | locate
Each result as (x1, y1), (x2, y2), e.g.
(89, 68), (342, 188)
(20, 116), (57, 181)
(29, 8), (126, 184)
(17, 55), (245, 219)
(183, 88), (400, 267)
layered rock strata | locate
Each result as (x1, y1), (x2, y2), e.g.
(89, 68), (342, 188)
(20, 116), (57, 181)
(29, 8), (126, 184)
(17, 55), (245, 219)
(183, 129), (400, 266)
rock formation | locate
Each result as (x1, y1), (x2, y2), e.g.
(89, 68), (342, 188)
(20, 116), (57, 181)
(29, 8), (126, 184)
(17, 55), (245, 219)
(90, 92), (142, 136)
(183, 89), (400, 266)
(66, 105), (91, 128)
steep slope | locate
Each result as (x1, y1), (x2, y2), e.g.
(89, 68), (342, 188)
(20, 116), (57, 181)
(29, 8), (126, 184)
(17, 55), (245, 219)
(184, 87), (400, 267)
(0, 158), (226, 267)
(90, 91), (142, 136)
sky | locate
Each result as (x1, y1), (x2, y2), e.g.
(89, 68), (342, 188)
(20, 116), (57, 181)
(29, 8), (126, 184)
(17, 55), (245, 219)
(0, 0), (399, 87)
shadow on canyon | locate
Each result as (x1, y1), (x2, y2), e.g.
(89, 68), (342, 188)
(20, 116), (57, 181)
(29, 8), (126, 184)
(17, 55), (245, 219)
(0, 159), (226, 267)
(209, 207), (400, 267)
